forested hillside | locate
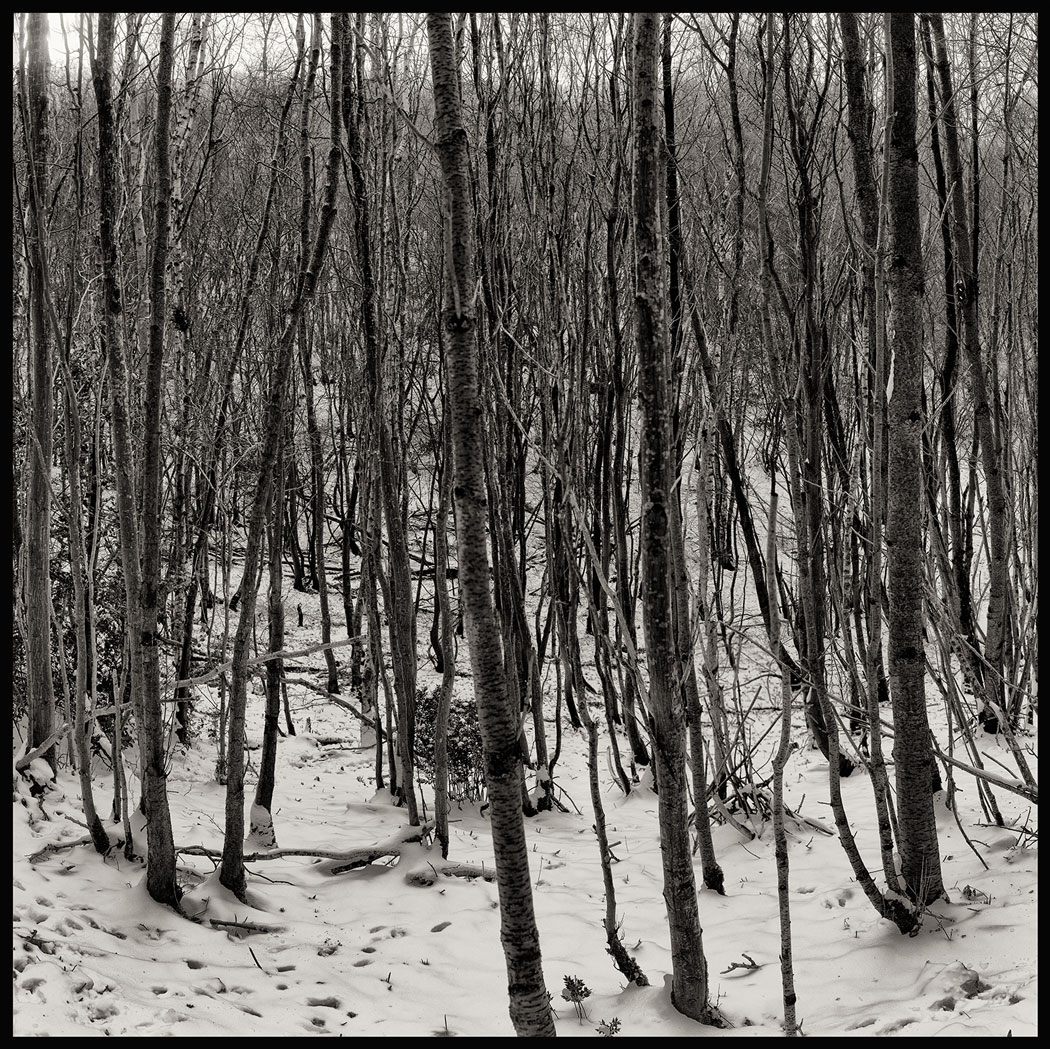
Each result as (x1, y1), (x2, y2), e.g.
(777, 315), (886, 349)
(13, 13), (1037, 1037)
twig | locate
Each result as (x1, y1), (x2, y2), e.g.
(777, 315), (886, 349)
(721, 952), (761, 974)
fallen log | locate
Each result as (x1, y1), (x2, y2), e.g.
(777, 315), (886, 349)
(177, 823), (433, 870)
(405, 861), (497, 886)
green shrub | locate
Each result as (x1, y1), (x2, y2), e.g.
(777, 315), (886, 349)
(413, 685), (487, 802)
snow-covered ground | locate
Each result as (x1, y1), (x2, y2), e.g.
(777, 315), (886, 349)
(13, 594), (1037, 1037)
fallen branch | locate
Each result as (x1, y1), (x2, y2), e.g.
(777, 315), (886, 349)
(721, 952), (761, 975)
(28, 835), (97, 864)
(405, 861), (498, 886)
(284, 676), (377, 729)
(177, 823), (432, 869)
(781, 802), (835, 836)
(170, 634), (363, 692)
(932, 747), (1038, 805)
(15, 723), (71, 772)
(209, 917), (285, 936)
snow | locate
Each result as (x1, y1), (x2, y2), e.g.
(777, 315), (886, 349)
(11, 459), (1038, 1037)
(12, 654), (1037, 1037)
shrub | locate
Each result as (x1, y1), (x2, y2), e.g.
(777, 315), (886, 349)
(413, 685), (487, 802)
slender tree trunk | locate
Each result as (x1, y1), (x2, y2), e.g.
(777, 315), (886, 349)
(766, 481), (798, 1036)
(138, 10), (181, 909)
(91, 12), (181, 907)
(301, 324), (339, 692)
(840, 9), (902, 891)
(60, 366), (109, 852)
(633, 11), (715, 1025)
(23, 12), (56, 771)
(220, 16), (343, 902)
(252, 423), (287, 848)
(925, 12), (1011, 730)
(885, 12), (944, 906)
(432, 396), (456, 859)
(427, 14), (556, 1037)
(343, 13), (418, 823)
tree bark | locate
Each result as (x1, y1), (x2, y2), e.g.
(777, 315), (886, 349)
(885, 12), (944, 906)
(138, 10), (181, 908)
(925, 12), (1011, 728)
(23, 12), (56, 772)
(633, 11), (715, 1025)
(91, 12), (181, 907)
(427, 13), (556, 1037)
(220, 15), (343, 902)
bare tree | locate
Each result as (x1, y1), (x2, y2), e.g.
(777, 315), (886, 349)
(885, 11), (944, 907)
(89, 12), (181, 907)
(219, 14), (343, 903)
(427, 12), (556, 1037)
(633, 11), (716, 1026)
(21, 12), (57, 772)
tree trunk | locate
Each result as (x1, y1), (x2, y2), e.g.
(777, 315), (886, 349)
(343, 13), (418, 823)
(91, 12), (181, 907)
(427, 14), (556, 1037)
(925, 12), (1011, 729)
(138, 10), (181, 909)
(23, 12), (56, 772)
(632, 11), (715, 1026)
(252, 423), (288, 848)
(220, 15), (343, 902)
(885, 12), (944, 906)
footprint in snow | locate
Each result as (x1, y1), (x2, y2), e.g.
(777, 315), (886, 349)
(881, 1018), (917, 1034)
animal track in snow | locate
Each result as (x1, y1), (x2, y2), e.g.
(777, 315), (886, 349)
(845, 1017), (876, 1030)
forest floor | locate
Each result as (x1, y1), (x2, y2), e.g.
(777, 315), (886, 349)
(13, 580), (1038, 1037)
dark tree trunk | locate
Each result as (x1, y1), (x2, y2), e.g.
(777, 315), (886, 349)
(23, 12), (56, 772)
(427, 13), (556, 1037)
(885, 12), (944, 906)
(633, 11), (715, 1026)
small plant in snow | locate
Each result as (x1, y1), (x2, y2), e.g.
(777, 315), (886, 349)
(561, 974), (592, 1023)
(595, 1017), (621, 1036)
